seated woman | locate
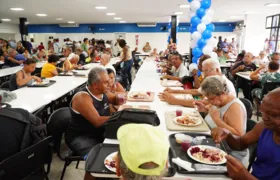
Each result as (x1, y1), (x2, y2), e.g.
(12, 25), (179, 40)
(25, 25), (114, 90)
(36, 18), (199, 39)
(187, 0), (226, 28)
(41, 54), (59, 78)
(63, 54), (80, 72)
(195, 76), (248, 164)
(23, 49), (31, 58)
(211, 89), (280, 180)
(142, 42), (151, 52)
(150, 48), (159, 57)
(33, 50), (47, 62)
(10, 58), (41, 90)
(250, 61), (280, 100)
(106, 68), (126, 112)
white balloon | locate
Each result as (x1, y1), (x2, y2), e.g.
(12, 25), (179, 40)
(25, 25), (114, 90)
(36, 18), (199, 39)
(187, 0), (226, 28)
(197, 23), (206, 33)
(189, 63), (198, 74)
(189, 11), (196, 18)
(207, 37), (218, 47)
(190, 0), (201, 11)
(202, 45), (213, 56)
(191, 32), (202, 40)
(202, 15), (212, 25)
(211, 52), (218, 61)
(190, 40), (198, 48)
(206, 9), (214, 16)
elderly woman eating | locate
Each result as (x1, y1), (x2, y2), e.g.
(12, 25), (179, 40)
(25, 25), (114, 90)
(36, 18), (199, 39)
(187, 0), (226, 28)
(194, 76), (248, 164)
(63, 54), (81, 71)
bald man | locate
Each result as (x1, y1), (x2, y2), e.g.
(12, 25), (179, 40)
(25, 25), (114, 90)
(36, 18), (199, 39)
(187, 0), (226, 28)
(230, 52), (257, 102)
(100, 53), (116, 74)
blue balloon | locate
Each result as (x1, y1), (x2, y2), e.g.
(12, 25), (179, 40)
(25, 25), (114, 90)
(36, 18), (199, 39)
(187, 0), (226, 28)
(192, 57), (199, 64)
(201, 0), (211, 9)
(190, 26), (197, 33)
(196, 8), (206, 18)
(197, 38), (207, 49)
(202, 29), (212, 39)
(192, 47), (203, 58)
(190, 16), (201, 27)
(188, 0), (193, 2)
(206, 23), (215, 31)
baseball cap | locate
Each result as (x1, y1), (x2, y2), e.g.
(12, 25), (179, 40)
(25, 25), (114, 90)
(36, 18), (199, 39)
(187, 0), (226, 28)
(117, 124), (169, 176)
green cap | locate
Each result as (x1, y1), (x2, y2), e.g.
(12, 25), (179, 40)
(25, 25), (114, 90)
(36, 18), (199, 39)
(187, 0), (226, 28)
(117, 124), (169, 176)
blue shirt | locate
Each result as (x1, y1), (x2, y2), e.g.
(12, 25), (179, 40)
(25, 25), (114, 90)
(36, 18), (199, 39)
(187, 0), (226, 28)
(252, 129), (280, 180)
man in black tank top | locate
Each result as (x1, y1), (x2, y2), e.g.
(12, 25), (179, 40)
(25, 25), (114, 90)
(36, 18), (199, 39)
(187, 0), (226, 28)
(65, 67), (125, 156)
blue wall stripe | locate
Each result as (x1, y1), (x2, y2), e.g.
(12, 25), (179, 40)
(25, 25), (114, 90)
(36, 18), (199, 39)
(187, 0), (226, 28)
(27, 22), (236, 33)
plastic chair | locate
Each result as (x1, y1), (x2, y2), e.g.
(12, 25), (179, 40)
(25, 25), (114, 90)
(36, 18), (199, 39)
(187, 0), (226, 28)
(47, 107), (84, 180)
(239, 98), (253, 119)
(9, 74), (18, 91)
(0, 81), (10, 91)
(0, 136), (52, 180)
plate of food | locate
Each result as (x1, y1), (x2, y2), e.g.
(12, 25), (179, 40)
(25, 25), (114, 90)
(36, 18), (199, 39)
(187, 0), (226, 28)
(187, 145), (227, 165)
(32, 80), (49, 85)
(104, 152), (118, 173)
(173, 113), (202, 127)
(129, 92), (150, 99)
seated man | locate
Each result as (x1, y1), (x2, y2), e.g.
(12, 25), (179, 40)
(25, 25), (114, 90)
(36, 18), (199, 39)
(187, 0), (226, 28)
(271, 52), (280, 65)
(3, 48), (24, 67)
(65, 67), (125, 156)
(150, 48), (159, 57)
(211, 88), (280, 180)
(41, 54), (59, 78)
(217, 48), (227, 64)
(230, 52), (257, 102)
(161, 53), (189, 81)
(250, 61), (280, 100)
(100, 54), (116, 75)
(160, 58), (236, 107)
(84, 124), (169, 180)
(253, 50), (269, 67)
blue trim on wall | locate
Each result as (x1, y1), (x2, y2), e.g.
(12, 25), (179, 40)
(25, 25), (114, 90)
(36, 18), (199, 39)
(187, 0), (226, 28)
(27, 22), (236, 33)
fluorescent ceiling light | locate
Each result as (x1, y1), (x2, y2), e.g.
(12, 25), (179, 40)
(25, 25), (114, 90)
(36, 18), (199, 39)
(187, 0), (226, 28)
(114, 17), (122, 20)
(56, 18), (63, 20)
(180, 4), (190, 8)
(106, 13), (116, 16)
(1, 19), (11, 22)
(67, 21), (75, 24)
(174, 12), (183, 15)
(229, 15), (243, 19)
(10, 8), (24, 11)
(219, 20), (226, 22)
(265, 3), (280, 7)
(25, 22), (29, 24)
(95, 6), (107, 9)
(36, 14), (47, 17)
(119, 21), (126, 23)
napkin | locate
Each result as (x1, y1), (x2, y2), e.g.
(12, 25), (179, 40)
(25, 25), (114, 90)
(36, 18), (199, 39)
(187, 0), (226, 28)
(172, 157), (195, 171)
(194, 164), (227, 172)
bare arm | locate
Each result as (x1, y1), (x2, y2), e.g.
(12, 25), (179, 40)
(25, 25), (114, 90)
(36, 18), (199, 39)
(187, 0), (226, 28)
(231, 65), (242, 76)
(193, 73), (201, 89)
(250, 67), (264, 81)
(72, 93), (110, 127)
(116, 82), (126, 93)
(8, 57), (22, 64)
(166, 88), (201, 96)
(163, 75), (181, 81)
(171, 98), (208, 108)
(121, 47), (128, 62)
(16, 71), (34, 86)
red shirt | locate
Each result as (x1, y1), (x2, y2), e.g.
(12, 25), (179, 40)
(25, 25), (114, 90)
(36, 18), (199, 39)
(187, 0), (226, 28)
(37, 45), (45, 51)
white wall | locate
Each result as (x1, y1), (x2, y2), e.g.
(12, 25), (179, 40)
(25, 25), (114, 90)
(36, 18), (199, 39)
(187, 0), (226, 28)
(0, 23), (20, 41)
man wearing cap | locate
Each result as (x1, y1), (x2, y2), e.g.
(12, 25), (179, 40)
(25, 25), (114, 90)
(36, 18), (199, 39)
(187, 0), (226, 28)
(84, 124), (169, 180)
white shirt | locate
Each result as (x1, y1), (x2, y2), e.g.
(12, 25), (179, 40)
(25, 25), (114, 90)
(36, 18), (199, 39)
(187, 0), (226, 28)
(53, 42), (60, 54)
(101, 64), (116, 75)
(171, 63), (189, 78)
(253, 57), (269, 66)
(31, 42), (37, 49)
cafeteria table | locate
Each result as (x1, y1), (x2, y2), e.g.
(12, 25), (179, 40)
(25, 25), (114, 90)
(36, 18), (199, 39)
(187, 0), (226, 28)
(91, 57), (230, 180)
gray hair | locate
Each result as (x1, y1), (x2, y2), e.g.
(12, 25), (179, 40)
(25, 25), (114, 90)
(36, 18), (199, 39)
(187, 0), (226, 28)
(202, 58), (221, 73)
(200, 75), (229, 96)
(87, 67), (107, 85)
(118, 151), (164, 180)
(8, 48), (16, 55)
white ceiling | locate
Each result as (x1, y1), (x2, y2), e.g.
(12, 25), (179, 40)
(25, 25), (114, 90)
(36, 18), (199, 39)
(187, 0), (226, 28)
(0, 0), (280, 24)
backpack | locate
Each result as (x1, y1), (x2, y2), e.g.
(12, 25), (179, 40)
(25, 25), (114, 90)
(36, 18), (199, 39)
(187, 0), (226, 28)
(0, 108), (47, 151)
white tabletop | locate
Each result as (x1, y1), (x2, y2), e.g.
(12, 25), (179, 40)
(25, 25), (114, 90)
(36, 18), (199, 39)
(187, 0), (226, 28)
(236, 72), (251, 81)
(0, 66), (22, 78)
(220, 63), (232, 68)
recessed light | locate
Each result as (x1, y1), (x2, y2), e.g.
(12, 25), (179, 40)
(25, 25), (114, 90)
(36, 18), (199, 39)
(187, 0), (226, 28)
(25, 22), (29, 24)
(10, 8), (24, 11)
(219, 20), (226, 22)
(36, 14), (47, 17)
(56, 18), (63, 20)
(114, 17), (122, 20)
(95, 6), (107, 9)
(106, 13), (116, 16)
(265, 3), (280, 7)
(229, 15), (243, 19)
(179, 4), (190, 8)
(67, 21), (75, 24)
(174, 12), (184, 15)
(1, 19), (11, 22)
(119, 21), (126, 23)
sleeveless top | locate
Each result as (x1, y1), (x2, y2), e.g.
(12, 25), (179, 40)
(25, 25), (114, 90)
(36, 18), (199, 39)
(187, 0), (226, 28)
(120, 46), (132, 61)
(65, 86), (110, 142)
(252, 129), (280, 180)
(18, 70), (34, 88)
(63, 60), (73, 71)
(205, 98), (249, 165)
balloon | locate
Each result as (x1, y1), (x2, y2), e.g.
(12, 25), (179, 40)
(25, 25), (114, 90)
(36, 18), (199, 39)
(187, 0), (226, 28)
(206, 9), (214, 16)
(190, 0), (201, 11)
(201, 0), (211, 9)
(202, 29), (212, 39)
(197, 38), (207, 49)
(211, 52), (218, 61)
(190, 39), (198, 48)
(192, 57), (199, 64)
(189, 63), (198, 72)
(190, 26), (197, 33)
(192, 47), (203, 58)
(191, 31), (202, 40)
(206, 23), (215, 31)
(188, 0), (193, 2)
(196, 8), (206, 18)
(191, 16), (201, 27)
(202, 45), (213, 56)
(189, 11), (196, 18)
(207, 37), (218, 47)
(202, 15), (212, 24)
(197, 23), (206, 33)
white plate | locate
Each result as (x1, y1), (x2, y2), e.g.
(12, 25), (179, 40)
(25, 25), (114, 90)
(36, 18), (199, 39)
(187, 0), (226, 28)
(104, 152), (118, 173)
(173, 115), (202, 127)
(187, 145), (227, 165)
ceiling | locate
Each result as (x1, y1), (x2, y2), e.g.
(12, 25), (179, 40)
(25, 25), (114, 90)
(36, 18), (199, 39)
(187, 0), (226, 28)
(0, 0), (280, 24)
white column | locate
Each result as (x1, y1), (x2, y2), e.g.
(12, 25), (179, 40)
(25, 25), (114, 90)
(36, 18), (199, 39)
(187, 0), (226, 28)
(243, 13), (267, 56)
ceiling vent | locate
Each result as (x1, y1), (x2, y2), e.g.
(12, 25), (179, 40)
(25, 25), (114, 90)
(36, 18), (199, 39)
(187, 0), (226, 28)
(59, 23), (79, 28)
(137, 23), (157, 27)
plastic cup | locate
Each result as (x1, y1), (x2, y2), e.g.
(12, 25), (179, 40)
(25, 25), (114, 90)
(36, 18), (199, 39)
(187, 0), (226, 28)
(147, 92), (151, 96)
(117, 94), (125, 104)
(176, 109), (183, 117)
(181, 140), (191, 152)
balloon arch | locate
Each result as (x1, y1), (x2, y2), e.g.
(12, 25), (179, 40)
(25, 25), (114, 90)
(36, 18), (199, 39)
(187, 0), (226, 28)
(188, 0), (218, 64)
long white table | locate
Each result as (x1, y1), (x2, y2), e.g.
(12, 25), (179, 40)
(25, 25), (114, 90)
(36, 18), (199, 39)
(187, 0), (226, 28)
(91, 57), (229, 180)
